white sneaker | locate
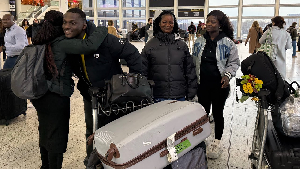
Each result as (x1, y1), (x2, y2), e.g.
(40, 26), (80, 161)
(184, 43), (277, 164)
(207, 139), (222, 159)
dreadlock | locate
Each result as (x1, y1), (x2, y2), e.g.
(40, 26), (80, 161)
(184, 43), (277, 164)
(207, 10), (234, 40)
(153, 10), (179, 36)
(32, 10), (64, 79)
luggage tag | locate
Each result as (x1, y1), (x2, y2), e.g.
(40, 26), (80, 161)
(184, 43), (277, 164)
(167, 133), (178, 162)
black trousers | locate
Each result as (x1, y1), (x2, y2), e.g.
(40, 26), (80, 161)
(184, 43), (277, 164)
(32, 91), (70, 168)
(197, 84), (230, 140)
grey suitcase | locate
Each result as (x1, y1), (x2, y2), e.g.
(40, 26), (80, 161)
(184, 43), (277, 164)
(93, 100), (210, 169)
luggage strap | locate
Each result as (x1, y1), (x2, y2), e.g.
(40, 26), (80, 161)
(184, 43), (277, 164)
(97, 115), (209, 168)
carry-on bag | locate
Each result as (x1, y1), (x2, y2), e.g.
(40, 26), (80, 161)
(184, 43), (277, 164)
(264, 120), (300, 169)
(0, 69), (27, 125)
(93, 100), (210, 169)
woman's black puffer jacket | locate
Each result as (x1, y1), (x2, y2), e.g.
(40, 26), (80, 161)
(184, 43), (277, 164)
(141, 32), (197, 100)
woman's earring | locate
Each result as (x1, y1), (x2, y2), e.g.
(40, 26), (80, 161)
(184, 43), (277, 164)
(219, 27), (222, 31)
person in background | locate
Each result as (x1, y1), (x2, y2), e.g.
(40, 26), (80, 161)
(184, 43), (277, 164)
(193, 10), (240, 159)
(188, 21), (196, 48)
(263, 23), (272, 33)
(199, 23), (206, 36)
(196, 21), (202, 37)
(22, 19), (31, 44)
(107, 20), (121, 38)
(259, 16), (292, 80)
(21, 19), (30, 30)
(30, 10), (107, 169)
(142, 10), (197, 103)
(26, 18), (40, 44)
(144, 18), (153, 43)
(245, 21), (263, 54)
(287, 22), (298, 58)
(0, 18), (5, 62)
(0, 14), (28, 69)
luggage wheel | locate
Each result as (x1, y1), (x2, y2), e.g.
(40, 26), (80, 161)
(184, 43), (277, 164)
(5, 120), (9, 126)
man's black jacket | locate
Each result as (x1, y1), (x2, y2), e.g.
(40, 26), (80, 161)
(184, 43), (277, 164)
(68, 22), (143, 100)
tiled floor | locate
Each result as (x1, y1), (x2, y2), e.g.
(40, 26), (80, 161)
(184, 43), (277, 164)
(0, 42), (299, 169)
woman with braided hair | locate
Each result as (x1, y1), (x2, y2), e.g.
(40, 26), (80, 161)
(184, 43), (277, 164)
(30, 10), (107, 169)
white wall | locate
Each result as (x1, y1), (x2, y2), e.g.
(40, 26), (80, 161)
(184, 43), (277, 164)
(0, 0), (10, 18)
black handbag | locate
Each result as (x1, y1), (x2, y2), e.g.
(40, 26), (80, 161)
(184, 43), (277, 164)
(105, 73), (153, 108)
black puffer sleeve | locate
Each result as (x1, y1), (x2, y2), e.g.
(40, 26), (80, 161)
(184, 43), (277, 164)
(107, 34), (143, 74)
(183, 44), (198, 100)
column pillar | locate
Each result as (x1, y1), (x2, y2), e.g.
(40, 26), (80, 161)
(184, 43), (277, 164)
(275, 0), (279, 16)
(146, 0), (149, 21)
(174, 0), (178, 18)
(204, 0), (208, 22)
(93, 0), (98, 25)
(119, 0), (123, 28)
(15, 0), (21, 19)
(59, 0), (68, 14)
(237, 0), (243, 39)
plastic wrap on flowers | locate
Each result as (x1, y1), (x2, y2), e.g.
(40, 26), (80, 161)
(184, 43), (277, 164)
(280, 96), (300, 137)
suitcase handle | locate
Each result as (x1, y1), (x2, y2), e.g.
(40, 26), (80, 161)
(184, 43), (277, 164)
(106, 143), (120, 161)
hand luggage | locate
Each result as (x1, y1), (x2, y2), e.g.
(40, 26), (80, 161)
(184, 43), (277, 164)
(93, 100), (210, 169)
(264, 120), (300, 169)
(0, 69), (27, 125)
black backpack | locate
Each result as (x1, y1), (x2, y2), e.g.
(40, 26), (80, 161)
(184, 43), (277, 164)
(241, 51), (290, 105)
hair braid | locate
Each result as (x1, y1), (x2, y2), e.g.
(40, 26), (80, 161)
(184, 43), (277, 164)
(32, 10), (64, 79)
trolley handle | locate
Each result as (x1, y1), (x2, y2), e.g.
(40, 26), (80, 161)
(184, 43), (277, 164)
(257, 89), (270, 109)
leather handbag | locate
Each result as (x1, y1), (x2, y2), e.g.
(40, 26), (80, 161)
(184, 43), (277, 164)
(105, 73), (153, 108)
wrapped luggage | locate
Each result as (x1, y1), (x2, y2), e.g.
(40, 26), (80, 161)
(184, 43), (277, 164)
(93, 100), (210, 169)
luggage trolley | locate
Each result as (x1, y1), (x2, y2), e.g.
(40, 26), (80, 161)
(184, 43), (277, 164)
(88, 87), (153, 148)
(248, 89), (271, 169)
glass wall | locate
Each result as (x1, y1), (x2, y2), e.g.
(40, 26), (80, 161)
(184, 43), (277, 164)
(123, 10), (146, 18)
(97, 0), (119, 7)
(98, 10), (119, 17)
(243, 7), (274, 17)
(209, 8), (238, 17)
(122, 0), (145, 7)
(241, 19), (271, 39)
(209, 0), (238, 6)
(280, 0), (300, 4)
(243, 0), (275, 5)
(82, 0), (300, 38)
(177, 19), (204, 31)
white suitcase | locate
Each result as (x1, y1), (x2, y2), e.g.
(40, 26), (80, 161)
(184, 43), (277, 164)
(93, 100), (211, 169)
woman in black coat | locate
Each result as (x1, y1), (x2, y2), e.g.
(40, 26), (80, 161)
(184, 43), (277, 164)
(141, 10), (197, 102)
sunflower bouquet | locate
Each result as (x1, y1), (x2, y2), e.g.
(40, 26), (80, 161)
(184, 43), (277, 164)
(239, 74), (263, 103)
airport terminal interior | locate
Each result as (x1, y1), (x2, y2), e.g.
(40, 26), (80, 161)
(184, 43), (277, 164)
(1, 0), (300, 168)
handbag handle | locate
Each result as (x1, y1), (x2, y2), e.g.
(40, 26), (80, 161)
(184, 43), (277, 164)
(123, 73), (140, 89)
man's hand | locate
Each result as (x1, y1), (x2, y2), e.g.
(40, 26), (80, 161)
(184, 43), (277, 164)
(0, 46), (3, 53)
(221, 76), (230, 88)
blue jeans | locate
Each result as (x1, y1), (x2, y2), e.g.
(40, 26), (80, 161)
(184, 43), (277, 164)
(3, 55), (18, 69)
(154, 97), (185, 103)
(292, 40), (296, 56)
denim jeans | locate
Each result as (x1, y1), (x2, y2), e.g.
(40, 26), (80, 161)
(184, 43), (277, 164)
(292, 40), (296, 56)
(3, 55), (18, 69)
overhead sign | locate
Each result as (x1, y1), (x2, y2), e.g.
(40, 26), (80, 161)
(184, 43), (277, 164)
(178, 0), (205, 6)
(178, 9), (204, 17)
(149, 0), (174, 7)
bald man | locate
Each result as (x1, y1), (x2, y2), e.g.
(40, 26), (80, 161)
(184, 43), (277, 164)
(0, 14), (28, 69)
